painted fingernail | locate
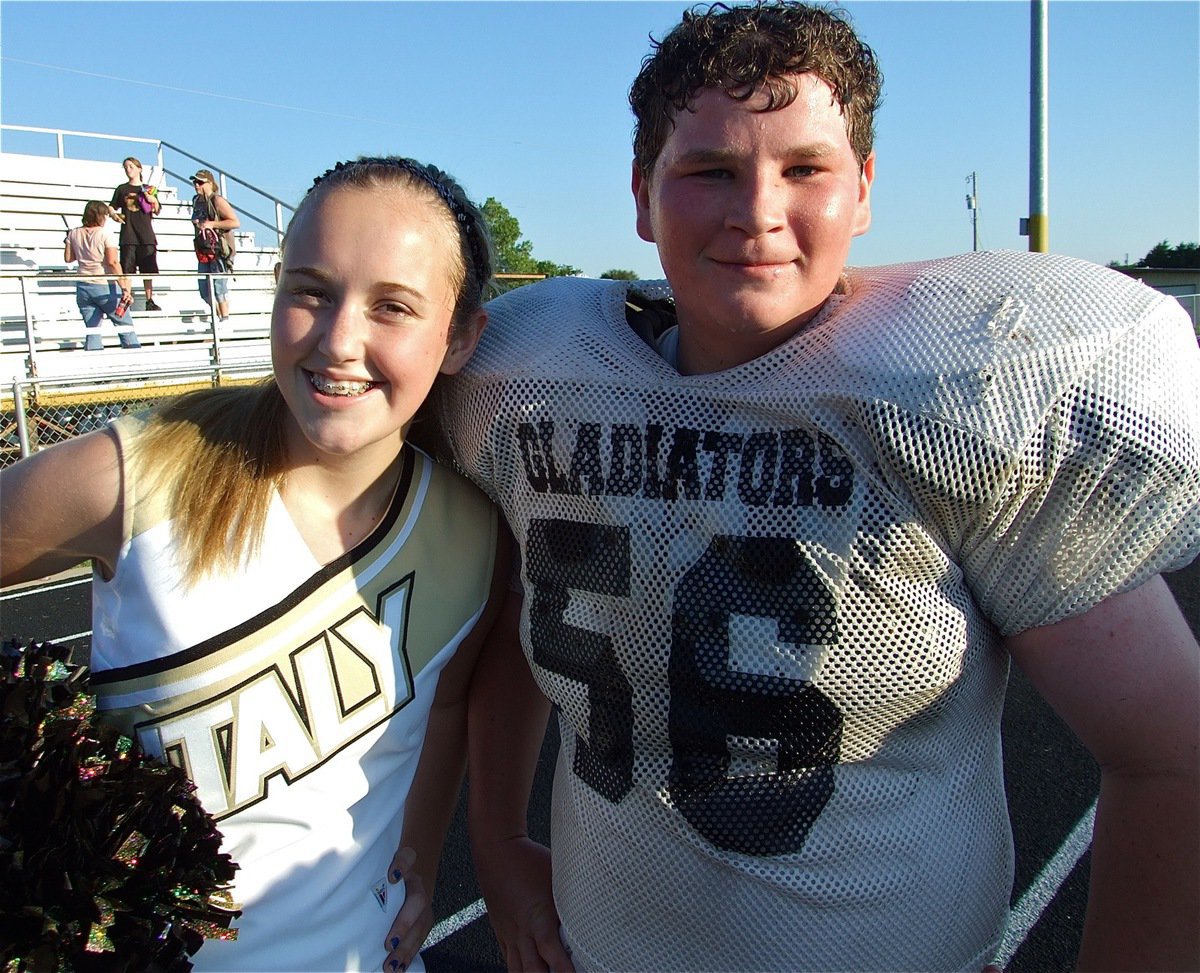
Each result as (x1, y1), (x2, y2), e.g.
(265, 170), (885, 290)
(391, 868), (402, 881)
(390, 937), (400, 950)
(389, 961), (398, 972)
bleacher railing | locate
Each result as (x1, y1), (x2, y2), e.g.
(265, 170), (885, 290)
(1, 268), (275, 402)
(1, 124), (295, 246)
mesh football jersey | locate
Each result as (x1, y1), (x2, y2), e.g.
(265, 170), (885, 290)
(90, 416), (500, 972)
(441, 251), (1200, 971)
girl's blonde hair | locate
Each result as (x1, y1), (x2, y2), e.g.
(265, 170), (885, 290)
(132, 383), (289, 581)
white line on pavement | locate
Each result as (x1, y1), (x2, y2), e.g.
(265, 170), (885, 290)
(1, 575), (90, 600)
(996, 799), (1096, 967)
(426, 898), (488, 949)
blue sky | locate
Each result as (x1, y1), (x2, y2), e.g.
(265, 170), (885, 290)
(2, 1), (1197, 279)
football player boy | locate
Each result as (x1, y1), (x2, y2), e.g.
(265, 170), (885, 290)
(444, 4), (1200, 970)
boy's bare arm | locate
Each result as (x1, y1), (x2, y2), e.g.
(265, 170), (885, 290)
(1007, 575), (1200, 971)
(467, 589), (572, 972)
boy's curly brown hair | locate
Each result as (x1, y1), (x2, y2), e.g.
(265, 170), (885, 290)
(630, 2), (883, 174)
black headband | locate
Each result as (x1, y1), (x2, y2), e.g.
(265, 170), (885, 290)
(309, 157), (490, 297)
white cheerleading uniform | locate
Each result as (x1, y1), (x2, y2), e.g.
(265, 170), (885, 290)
(440, 251), (1200, 972)
(90, 415), (500, 973)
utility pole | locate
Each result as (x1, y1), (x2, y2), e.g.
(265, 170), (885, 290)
(1022, 0), (1049, 252)
(965, 172), (979, 252)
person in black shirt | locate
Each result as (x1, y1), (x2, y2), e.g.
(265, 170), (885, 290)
(109, 157), (161, 311)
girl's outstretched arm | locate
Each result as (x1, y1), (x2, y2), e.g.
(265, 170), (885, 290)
(0, 427), (125, 586)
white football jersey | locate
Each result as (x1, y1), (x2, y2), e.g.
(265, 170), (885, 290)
(441, 251), (1200, 972)
(92, 417), (500, 972)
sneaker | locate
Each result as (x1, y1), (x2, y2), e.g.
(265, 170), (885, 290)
(144, 300), (162, 312)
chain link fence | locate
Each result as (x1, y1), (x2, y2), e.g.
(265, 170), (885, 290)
(2, 370), (266, 469)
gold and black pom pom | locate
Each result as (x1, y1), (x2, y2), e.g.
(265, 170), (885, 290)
(0, 640), (240, 972)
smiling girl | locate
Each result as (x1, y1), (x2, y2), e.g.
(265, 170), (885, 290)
(1, 157), (506, 973)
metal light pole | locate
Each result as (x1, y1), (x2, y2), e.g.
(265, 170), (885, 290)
(1025, 0), (1049, 252)
(966, 172), (979, 252)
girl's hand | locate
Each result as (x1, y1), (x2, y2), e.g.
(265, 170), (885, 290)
(381, 846), (432, 973)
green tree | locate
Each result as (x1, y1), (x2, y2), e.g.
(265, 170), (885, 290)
(481, 197), (579, 290)
(1136, 241), (1200, 269)
(600, 269), (640, 280)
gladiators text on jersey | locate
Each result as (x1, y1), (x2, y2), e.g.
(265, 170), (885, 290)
(517, 418), (854, 507)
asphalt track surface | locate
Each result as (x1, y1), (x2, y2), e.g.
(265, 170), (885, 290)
(3, 555), (1197, 973)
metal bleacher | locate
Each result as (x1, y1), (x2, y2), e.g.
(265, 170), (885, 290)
(0, 127), (288, 401)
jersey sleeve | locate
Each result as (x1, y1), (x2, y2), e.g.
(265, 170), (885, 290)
(957, 295), (1200, 636)
(437, 281), (567, 509)
(436, 375), (495, 504)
